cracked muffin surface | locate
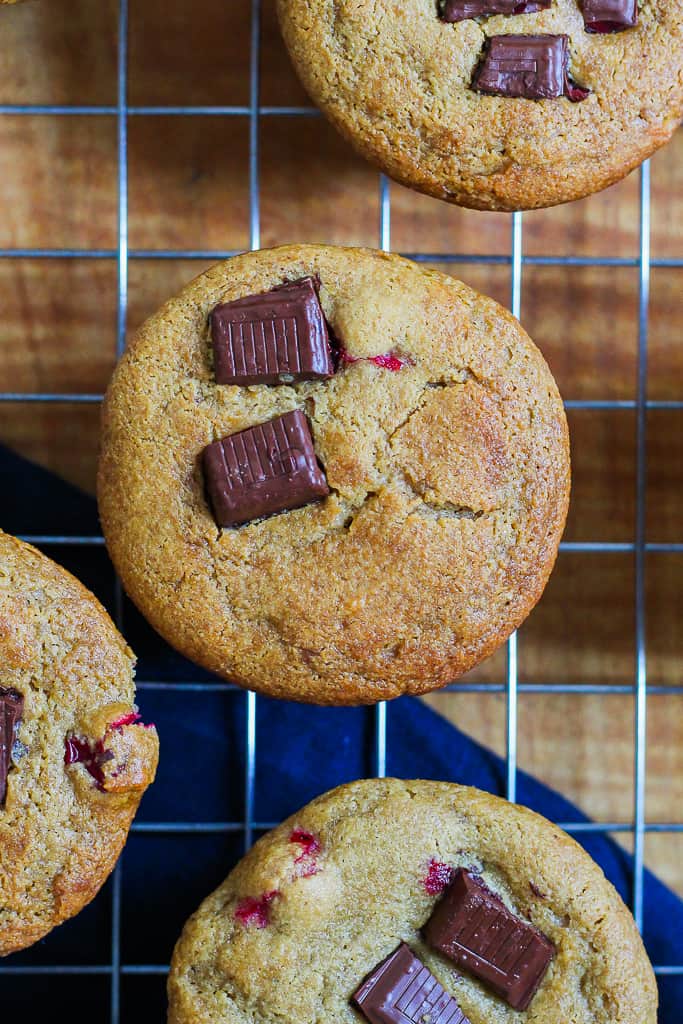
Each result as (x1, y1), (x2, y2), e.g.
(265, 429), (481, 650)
(168, 778), (657, 1024)
(277, 0), (683, 210)
(0, 531), (159, 956)
(98, 244), (569, 705)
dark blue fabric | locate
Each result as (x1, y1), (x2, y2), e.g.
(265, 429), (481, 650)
(1, 446), (680, 1021)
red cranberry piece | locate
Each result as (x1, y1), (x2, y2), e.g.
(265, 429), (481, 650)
(108, 711), (156, 731)
(64, 712), (153, 791)
(339, 348), (411, 372)
(423, 859), (455, 895)
(64, 736), (113, 791)
(108, 711), (141, 730)
(289, 828), (321, 876)
(234, 890), (280, 928)
(368, 353), (409, 371)
(289, 828), (321, 860)
(565, 78), (590, 102)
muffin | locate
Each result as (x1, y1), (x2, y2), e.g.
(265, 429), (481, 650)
(277, 0), (683, 210)
(98, 244), (570, 705)
(168, 778), (657, 1024)
(0, 530), (159, 955)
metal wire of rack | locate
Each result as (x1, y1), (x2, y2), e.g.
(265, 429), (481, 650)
(0, 0), (681, 1018)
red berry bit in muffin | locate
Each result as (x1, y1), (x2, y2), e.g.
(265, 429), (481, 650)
(369, 353), (410, 371)
(65, 709), (156, 793)
(422, 859), (454, 895)
(564, 79), (591, 102)
(339, 348), (412, 372)
(582, 0), (637, 31)
(108, 711), (145, 730)
(0, 687), (24, 807)
(64, 735), (113, 791)
(234, 890), (280, 928)
(290, 827), (321, 858)
(290, 828), (321, 876)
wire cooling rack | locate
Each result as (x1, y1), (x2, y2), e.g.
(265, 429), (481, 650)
(0, 0), (681, 1019)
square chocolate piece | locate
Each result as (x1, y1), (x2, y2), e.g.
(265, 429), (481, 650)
(423, 869), (554, 1010)
(352, 942), (471, 1024)
(442, 0), (550, 22)
(473, 34), (570, 100)
(203, 409), (329, 528)
(210, 277), (335, 386)
(0, 687), (24, 806)
(582, 0), (637, 31)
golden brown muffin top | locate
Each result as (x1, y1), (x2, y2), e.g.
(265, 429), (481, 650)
(99, 245), (569, 705)
(168, 778), (657, 1024)
(0, 530), (158, 956)
(277, 0), (683, 210)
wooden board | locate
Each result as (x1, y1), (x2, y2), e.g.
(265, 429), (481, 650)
(0, 0), (681, 897)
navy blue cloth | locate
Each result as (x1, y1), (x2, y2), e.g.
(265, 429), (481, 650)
(1, 446), (680, 1021)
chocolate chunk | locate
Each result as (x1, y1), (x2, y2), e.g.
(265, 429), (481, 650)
(203, 409), (329, 528)
(352, 942), (472, 1024)
(423, 869), (554, 1010)
(441, 0), (550, 22)
(582, 0), (637, 31)
(473, 35), (589, 102)
(0, 687), (24, 806)
(211, 277), (335, 386)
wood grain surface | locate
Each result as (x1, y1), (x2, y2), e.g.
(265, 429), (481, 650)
(0, 0), (681, 898)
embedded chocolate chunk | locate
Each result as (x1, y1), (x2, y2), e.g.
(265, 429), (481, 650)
(441, 0), (550, 22)
(473, 35), (589, 102)
(424, 869), (554, 1010)
(203, 409), (329, 528)
(582, 0), (637, 31)
(211, 277), (334, 386)
(352, 942), (471, 1024)
(0, 687), (24, 806)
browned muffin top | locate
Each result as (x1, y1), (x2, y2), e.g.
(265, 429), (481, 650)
(168, 779), (657, 1024)
(98, 245), (569, 705)
(277, 0), (683, 210)
(0, 530), (158, 956)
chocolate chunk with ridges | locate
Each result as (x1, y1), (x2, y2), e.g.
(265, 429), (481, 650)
(211, 277), (334, 386)
(0, 687), (24, 806)
(582, 0), (637, 31)
(203, 409), (329, 528)
(353, 942), (472, 1024)
(423, 869), (554, 1010)
(473, 35), (589, 102)
(441, 0), (550, 22)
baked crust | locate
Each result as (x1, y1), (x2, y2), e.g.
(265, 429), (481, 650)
(168, 778), (657, 1024)
(0, 531), (159, 956)
(98, 244), (570, 705)
(276, 0), (683, 210)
